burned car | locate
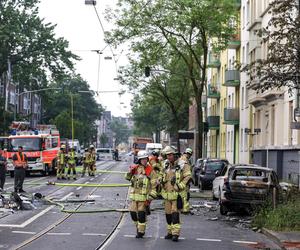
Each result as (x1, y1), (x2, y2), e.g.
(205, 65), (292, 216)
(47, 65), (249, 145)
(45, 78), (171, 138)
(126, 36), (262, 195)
(219, 165), (281, 215)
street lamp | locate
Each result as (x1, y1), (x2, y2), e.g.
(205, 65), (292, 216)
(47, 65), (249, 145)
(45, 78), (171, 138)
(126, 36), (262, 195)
(85, 0), (96, 5)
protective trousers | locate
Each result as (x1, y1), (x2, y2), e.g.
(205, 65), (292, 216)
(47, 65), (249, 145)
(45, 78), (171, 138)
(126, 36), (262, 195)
(0, 165), (6, 189)
(89, 163), (95, 176)
(182, 190), (190, 213)
(81, 162), (90, 176)
(67, 163), (76, 179)
(14, 168), (25, 192)
(164, 200), (181, 236)
(56, 164), (65, 178)
(130, 201), (147, 234)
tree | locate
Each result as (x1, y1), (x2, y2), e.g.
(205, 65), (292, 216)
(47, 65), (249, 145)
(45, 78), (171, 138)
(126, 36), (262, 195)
(0, 0), (78, 89)
(44, 75), (103, 145)
(110, 118), (132, 147)
(100, 133), (109, 147)
(245, 0), (300, 94)
(0, 97), (13, 135)
(106, 0), (237, 158)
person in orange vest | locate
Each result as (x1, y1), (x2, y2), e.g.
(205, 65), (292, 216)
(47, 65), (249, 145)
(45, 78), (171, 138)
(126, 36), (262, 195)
(12, 146), (28, 193)
(125, 150), (157, 238)
(0, 149), (7, 191)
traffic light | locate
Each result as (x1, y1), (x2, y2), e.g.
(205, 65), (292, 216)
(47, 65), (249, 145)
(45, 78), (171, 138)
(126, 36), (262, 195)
(145, 66), (151, 77)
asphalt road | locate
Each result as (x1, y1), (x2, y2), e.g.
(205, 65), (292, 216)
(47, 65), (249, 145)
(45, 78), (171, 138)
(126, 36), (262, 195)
(0, 159), (281, 250)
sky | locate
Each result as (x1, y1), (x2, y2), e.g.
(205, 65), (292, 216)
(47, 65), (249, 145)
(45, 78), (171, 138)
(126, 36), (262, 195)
(38, 0), (132, 117)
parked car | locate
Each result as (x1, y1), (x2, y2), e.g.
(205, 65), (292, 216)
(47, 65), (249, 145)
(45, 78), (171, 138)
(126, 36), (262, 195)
(96, 148), (113, 161)
(212, 164), (235, 200)
(197, 158), (229, 191)
(219, 165), (281, 215)
(192, 158), (203, 186)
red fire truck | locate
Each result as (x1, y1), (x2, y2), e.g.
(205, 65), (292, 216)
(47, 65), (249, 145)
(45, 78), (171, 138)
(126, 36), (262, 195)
(5, 122), (61, 177)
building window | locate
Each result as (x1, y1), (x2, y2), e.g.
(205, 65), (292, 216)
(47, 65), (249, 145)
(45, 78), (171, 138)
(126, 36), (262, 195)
(9, 91), (15, 105)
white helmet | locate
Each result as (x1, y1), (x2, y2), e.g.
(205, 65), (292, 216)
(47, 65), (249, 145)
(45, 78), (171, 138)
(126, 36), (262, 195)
(163, 146), (176, 155)
(137, 150), (149, 160)
(89, 144), (94, 149)
(184, 148), (193, 155)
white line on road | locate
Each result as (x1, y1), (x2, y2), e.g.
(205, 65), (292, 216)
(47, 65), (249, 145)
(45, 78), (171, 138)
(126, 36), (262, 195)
(47, 232), (71, 236)
(82, 233), (107, 236)
(12, 231), (36, 235)
(0, 192), (73, 228)
(123, 235), (135, 238)
(196, 238), (222, 242)
(76, 187), (82, 190)
(233, 240), (258, 244)
(90, 178), (95, 181)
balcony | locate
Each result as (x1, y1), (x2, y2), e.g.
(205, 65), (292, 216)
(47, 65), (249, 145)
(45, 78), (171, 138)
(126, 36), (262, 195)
(207, 53), (221, 68)
(228, 33), (241, 49)
(224, 69), (240, 87)
(207, 116), (220, 130)
(207, 84), (220, 99)
(224, 108), (239, 125)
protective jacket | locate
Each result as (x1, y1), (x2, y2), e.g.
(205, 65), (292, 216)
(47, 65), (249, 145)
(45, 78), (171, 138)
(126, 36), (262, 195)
(57, 150), (66, 165)
(68, 151), (76, 164)
(13, 152), (27, 168)
(161, 159), (191, 200)
(125, 164), (157, 201)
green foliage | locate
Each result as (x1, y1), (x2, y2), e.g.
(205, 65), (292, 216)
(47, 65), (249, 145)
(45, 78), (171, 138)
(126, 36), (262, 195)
(0, 97), (14, 135)
(110, 118), (132, 146)
(106, 0), (237, 157)
(0, 0), (79, 89)
(100, 133), (109, 147)
(45, 75), (103, 145)
(245, 0), (300, 93)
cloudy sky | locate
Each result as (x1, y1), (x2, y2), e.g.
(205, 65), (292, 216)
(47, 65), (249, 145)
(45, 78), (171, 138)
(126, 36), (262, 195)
(38, 0), (132, 117)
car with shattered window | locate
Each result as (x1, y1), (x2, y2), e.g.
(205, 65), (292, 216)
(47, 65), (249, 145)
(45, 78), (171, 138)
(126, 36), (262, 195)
(219, 165), (281, 215)
(197, 158), (229, 191)
(212, 164), (235, 200)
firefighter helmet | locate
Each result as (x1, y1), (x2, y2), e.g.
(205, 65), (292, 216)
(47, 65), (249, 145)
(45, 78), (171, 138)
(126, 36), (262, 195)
(151, 149), (160, 157)
(163, 146), (176, 155)
(89, 144), (95, 149)
(137, 150), (149, 160)
(60, 144), (66, 149)
(184, 148), (193, 155)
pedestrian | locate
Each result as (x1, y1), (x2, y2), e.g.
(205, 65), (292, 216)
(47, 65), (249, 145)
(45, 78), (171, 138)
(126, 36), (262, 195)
(56, 144), (67, 180)
(12, 146), (28, 193)
(161, 146), (192, 242)
(125, 150), (157, 238)
(180, 148), (193, 214)
(81, 148), (90, 177)
(0, 149), (7, 191)
(67, 147), (77, 180)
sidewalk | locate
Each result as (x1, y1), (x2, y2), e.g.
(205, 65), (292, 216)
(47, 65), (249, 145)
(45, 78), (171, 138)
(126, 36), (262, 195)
(262, 228), (300, 250)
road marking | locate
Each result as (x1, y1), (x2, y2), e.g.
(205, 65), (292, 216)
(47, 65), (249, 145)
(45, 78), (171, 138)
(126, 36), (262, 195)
(82, 233), (107, 236)
(12, 231), (36, 235)
(47, 232), (71, 236)
(76, 187), (82, 190)
(85, 181), (90, 184)
(179, 237), (185, 240)
(233, 240), (258, 244)
(123, 234), (135, 238)
(0, 192), (73, 228)
(196, 238), (222, 242)
(90, 178), (95, 181)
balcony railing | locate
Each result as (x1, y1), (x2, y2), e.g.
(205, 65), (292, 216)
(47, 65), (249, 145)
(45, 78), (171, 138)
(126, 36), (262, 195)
(207, 84), (220, 99)
(228, 33), (241, 49)
(224, 69), (240, 87)
(207, 116), (220, 130)
(207, 53), (221, 68)
(224, 108), (239, 125)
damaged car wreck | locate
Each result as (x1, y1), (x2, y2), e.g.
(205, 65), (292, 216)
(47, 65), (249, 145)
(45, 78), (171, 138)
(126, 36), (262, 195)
(219, 165), (282, 215)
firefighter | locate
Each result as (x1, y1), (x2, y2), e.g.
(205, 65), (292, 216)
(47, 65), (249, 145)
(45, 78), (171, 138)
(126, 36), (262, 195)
(81, 148), (90, 177)
(12, 146), (28, 193)
(0, 149), (7, 191)
(56, 144), (67, 180)
(180, 148), (193, 214)
(149, 149), (163, 198)
(67, 147), (77, 180)
(89, 145), (96, 176)
(161, 146), (192, 242)
(125, 150), (157, 238)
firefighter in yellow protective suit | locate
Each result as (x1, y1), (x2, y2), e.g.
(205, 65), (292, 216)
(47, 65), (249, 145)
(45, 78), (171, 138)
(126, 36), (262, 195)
(125, 150), (157, 238)
(180, 148), (193, 214)
(81, 148), (91, 177)
(161, 146), (192, 242)
(67, 147), (77, 180)
(56, 144), (67, 180)
(89, 145), (96, 176)
(149, 149), (163, 197)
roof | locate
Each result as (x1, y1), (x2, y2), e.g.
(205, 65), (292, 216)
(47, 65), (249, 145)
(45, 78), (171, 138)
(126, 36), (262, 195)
(232, 165), (274, 172)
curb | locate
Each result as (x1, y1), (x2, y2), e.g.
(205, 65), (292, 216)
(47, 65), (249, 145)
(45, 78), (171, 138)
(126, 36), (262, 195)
(261, 228), (286, 250)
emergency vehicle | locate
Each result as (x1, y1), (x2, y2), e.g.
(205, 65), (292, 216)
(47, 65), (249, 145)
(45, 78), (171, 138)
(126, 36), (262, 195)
(5, 122), (61, 177)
